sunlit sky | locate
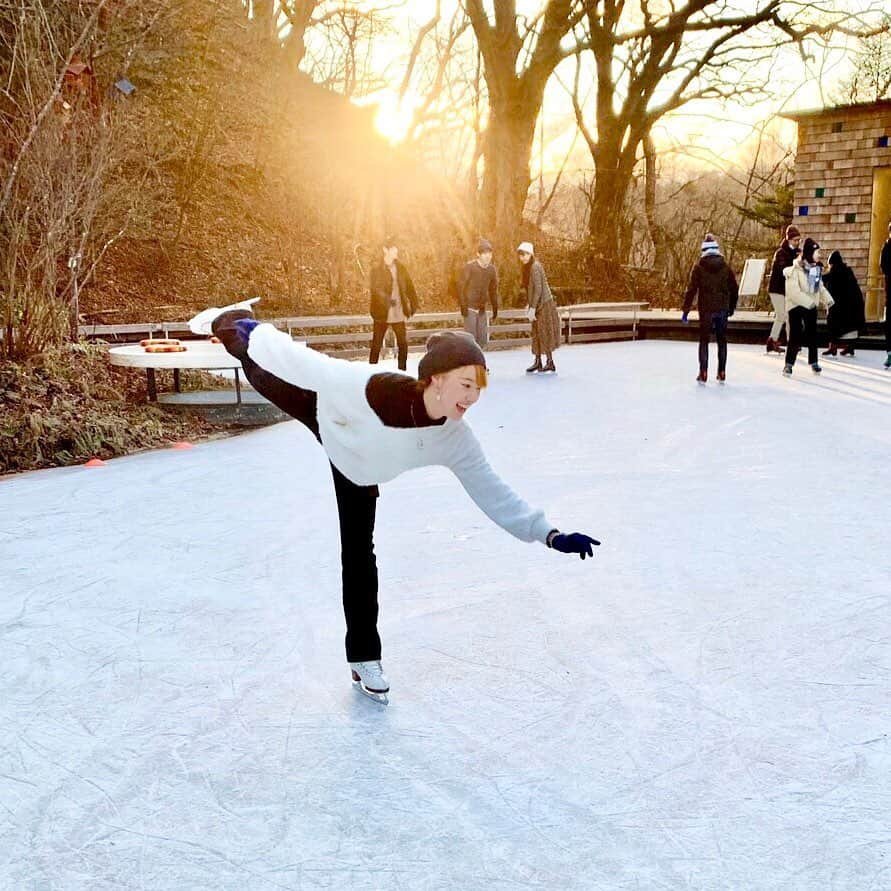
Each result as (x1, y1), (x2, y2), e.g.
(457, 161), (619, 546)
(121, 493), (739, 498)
(304, 1), (884, 175)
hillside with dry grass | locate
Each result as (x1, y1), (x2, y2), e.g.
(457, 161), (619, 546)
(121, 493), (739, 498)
(76, 6), (471, 325)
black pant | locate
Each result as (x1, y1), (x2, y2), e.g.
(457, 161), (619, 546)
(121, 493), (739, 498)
(885, 279), (890, 351)
(786, 305), (818, 367)
(214, 312), (383, 662)
(369, 320), (408, 370)
(698, 311), (728, 373)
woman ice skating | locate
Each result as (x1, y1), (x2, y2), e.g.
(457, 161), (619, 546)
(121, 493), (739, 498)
(189, 304), (599, 704)
(517, 242), (560, 373)
(782, 237), (834, 377)
(368, 237), (418, 371)
(681, 234), (739, 384)
(822, 251), (865, 358)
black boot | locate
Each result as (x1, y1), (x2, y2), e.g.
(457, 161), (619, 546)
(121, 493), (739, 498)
(526, 357), (542, 373)
(542, 358), (556, 373)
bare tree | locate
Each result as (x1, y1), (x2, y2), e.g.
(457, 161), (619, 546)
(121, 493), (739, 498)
(568, 0), (888, 285)
(0, 0), (166, 358)
(303, 4), (393, 98)
(836, 14), (891, 103)
(464, 0), (585, 265)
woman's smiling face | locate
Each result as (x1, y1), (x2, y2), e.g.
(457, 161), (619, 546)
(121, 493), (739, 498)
(432, 366), (485, 420)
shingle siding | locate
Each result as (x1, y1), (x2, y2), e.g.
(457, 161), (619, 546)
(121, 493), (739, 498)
(790, 103), (891, 298)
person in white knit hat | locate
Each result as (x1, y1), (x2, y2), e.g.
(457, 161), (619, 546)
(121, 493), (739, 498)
(681, 233), (739, 384)
(517, 242), (560, 373)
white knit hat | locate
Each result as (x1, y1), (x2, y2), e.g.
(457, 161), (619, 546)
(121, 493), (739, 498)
(516, 241), (534, 255)
(700, 233), (720, 255)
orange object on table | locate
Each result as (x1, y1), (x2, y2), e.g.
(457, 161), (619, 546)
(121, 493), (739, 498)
(140, 338), (181, 347)
(144, 341), (186, 353)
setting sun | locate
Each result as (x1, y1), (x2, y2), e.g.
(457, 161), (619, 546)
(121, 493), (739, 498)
(362, 90), (418, 144)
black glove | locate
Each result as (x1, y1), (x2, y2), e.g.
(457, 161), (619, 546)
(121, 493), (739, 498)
(549, 532), (600, 560)
(211, 309), (256, 358)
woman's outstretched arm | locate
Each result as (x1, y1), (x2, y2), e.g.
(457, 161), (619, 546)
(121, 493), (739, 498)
(447, 428), (599, 557)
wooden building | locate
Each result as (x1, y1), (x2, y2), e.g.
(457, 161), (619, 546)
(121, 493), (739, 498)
(785, 99), (891, 319)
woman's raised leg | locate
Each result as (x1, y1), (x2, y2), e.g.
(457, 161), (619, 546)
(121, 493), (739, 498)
(213, 310), (320, 437)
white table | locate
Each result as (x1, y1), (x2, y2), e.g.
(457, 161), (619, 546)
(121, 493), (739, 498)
(108, 341), (245, 402)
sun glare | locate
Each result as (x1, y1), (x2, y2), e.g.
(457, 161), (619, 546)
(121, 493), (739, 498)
(366, 91), (417, 145)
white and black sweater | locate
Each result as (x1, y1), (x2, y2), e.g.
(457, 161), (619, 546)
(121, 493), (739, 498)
(246, 323), (555, 544)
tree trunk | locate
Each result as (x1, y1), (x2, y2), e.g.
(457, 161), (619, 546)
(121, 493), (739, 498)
(643, 134), (666, 272)
(585, 131), (638, 292)
(479, 103), (538, 301)
(465, 0), (574, 301)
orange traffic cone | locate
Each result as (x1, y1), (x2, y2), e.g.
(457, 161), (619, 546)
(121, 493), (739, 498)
(84, 458), (105, 467)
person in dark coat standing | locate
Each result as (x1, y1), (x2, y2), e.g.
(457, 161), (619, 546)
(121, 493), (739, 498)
(459, 238), (499, 348)
(766, 225), (801, 353)
(881, 221), (891, 369)
(369, 238), (418, 371)
(682, 233), (739, 384)
(822, 250), (866, 357)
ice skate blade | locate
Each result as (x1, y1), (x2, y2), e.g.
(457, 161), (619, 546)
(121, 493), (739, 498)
(352, 681), (389, 705)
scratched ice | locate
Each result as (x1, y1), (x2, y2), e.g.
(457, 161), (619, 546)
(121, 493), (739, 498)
(2, 341), (889, 890)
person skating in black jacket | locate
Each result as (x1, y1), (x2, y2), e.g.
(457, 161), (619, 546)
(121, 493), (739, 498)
(368, 238), (419, 371)
(822, 251), (866, 357)
(682, 233), (739, 384)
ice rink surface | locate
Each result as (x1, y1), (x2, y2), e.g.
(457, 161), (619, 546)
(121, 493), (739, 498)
(2, 340), (890, 890)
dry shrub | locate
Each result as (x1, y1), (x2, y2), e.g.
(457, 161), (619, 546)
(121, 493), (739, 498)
(0, 342), (217, 474)
(0, 1), (163, 359)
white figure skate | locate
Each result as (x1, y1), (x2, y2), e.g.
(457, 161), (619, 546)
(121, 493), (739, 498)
(350, 661), (390, 705)
(188, 297), (261, 335)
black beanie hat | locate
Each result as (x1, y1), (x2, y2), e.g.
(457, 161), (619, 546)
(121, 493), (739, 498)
(802, 237), (819, 263)
(418, 330), (486, 380)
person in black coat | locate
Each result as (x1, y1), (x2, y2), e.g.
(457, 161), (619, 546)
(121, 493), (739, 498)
(682, 233), (739, 384)
(368, 238), (419, 371)
(822, 250), (866, 357)
(881, 221), (891, 368)
(766, 225), (801, 353)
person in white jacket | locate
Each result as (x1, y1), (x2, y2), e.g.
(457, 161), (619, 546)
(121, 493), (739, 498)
(782, 237), (834, 376)
(189, 303), (599, 703)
